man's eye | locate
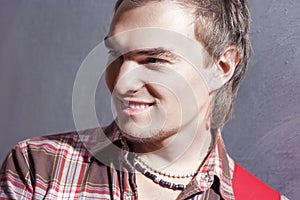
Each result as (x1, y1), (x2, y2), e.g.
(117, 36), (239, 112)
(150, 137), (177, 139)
(147, 58), (164, 64)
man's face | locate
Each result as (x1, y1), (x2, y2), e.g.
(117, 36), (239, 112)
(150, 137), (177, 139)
(105, 1), (212, 143)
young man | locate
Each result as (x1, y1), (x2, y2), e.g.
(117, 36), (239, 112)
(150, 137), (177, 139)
(0, 0), (288, 199)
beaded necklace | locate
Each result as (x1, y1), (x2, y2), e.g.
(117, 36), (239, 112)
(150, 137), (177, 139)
(133, 159), (187, 190)
(135, 154), (197, 179)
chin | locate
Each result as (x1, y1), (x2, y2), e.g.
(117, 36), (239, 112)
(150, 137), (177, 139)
(120, 127), (179, 144)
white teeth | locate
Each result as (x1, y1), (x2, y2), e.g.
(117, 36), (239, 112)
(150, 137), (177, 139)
(122, 100), (152, 110)
(129, 104), (136, 109)
(128, 103), (149, 109)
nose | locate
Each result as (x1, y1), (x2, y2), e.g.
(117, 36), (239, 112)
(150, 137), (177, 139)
(107, 59), (144, 96)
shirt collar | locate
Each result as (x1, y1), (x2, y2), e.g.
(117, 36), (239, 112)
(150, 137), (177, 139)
(190, 128), (234, 199)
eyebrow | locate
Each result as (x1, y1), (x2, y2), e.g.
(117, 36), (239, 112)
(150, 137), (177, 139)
(135, 48), (179, 61)
(104, 36), (179, 60)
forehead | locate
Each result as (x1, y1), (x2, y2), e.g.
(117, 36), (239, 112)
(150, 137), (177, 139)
(109, 1), (195, 39)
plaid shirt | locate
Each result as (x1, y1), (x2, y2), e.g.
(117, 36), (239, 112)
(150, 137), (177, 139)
(0, 122), (287, 199)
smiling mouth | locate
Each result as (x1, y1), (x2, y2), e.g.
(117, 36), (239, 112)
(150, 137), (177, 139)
(121, 101), (155, 115)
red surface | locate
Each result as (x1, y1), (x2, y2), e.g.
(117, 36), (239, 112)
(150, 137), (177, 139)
(233, 163), (280, 200)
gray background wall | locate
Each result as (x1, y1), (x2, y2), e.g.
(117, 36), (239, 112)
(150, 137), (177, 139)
(0, 0), (299, 199)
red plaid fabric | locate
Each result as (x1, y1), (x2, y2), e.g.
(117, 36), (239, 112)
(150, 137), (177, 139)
(0, 123), (287, 199)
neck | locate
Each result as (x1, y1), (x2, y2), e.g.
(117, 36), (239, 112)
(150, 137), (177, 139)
(130, 120), (213, 176)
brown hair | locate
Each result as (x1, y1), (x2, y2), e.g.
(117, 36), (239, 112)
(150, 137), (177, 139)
(114, 0), (251, 129)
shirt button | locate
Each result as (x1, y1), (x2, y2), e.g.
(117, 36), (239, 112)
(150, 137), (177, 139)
(202, 174), (213, 183)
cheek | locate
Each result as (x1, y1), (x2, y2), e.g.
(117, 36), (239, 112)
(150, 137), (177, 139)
(182, 66), (210, 101)
(152, 84), (183, 112)
(159, 70), (209, 116)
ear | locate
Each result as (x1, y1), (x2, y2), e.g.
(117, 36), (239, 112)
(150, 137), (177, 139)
(207, 46), (240, 92)
(216, 46), (240, 83)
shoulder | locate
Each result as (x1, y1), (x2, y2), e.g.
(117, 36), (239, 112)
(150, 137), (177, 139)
(18, 131), (80, 149)
(0, 131), (88, 198)
(8, 131), (92, 173)
(0, 124), (119, 199)
(16, 125), (113, 163)
(12, 123), (117, 166)
(18, 131), (87, 158)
